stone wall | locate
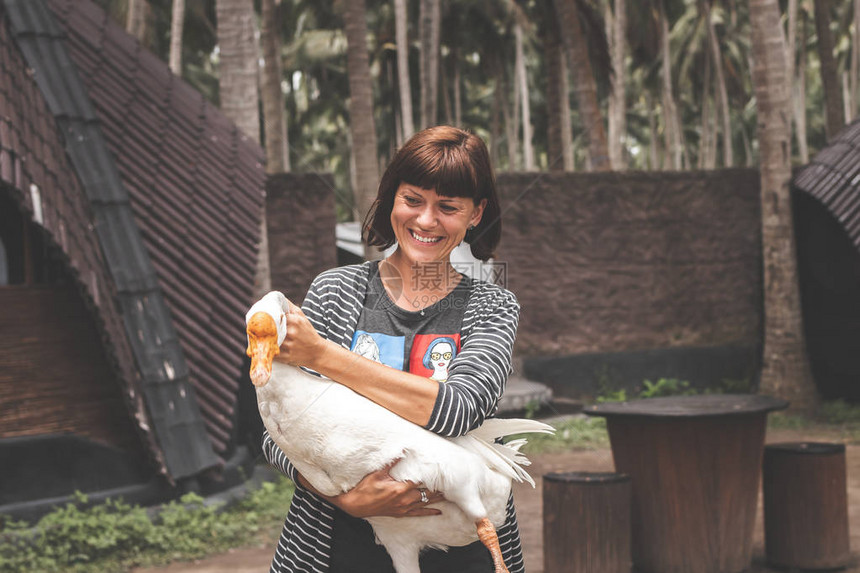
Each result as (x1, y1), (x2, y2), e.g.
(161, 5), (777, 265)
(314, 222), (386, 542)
(266, 173), (338, 304)
(495, 169), (763, 357)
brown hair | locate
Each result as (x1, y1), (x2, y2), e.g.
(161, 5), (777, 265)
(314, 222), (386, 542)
(363, 125), (501, 261)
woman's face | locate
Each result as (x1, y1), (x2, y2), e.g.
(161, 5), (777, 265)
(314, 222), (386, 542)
(390, 183), (486, 266)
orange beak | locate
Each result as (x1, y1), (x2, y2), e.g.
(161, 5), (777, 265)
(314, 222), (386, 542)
(246, 312), (280, 387)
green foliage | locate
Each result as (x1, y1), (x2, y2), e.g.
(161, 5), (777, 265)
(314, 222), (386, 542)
(0, 475), (295, 573)
(596, 388), (628, 403)
(517, 417), (609, 454)
(639, 378), (696, 399)
(523, 399), (541, 419)
(766, 412), (812, 431)
(817, 399), (860, 425)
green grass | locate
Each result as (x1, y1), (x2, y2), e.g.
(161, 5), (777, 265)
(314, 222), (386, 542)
(766, 399), (860, 445)
(517, 416), (610, 454)
(0, 473), (294, 573)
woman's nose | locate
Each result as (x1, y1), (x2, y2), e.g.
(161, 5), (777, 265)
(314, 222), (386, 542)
(416, 205), (436, 227)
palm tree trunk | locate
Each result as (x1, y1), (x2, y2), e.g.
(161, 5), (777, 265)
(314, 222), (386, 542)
(699, 51), (711, 169)
(647, 91), (659, 170)
(261, 0), (289, 173)
(491, 72), (502, 168)
(544, 3), (565, 172)
(441, 59), (454, 125)
(453, 51), (462, 126)
(750, 0), (818, 411)
(216, 0), (260, 144)
(813, 0), (844, 140)
(419, 0), (440, 128)
(555, 0), (610, 171)
(796, 8), (809, 163)
(216, 0), (266, 294)
(394, 0), (415, 139)
(169, 0), (185, 75)
(127, 0), (149, 44)
(515, 21), (535, 170)
(503, 73), (518, 170)
(659, 0), (682, 170)
(607, 0), (627, 170)
(703, 0), (733, 166)
(560, 50), (574, 170)
(344, 0), (381, 252)
(852, 0), (860, 120)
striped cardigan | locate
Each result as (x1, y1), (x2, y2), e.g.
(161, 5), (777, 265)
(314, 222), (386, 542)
(263, 261), (525, 572)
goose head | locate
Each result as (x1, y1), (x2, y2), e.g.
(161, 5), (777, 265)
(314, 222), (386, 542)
(245, 291), (289, 387)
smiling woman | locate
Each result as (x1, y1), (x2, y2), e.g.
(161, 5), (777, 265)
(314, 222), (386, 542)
(262, 126), (525, 573)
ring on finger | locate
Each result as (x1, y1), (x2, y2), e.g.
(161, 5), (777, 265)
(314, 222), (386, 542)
(419, 488), (429, 504)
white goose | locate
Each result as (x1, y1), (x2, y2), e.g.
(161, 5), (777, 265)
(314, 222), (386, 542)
(246, 291), (553, 573)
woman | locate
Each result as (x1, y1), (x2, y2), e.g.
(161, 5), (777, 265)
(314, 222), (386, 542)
(263, 126), (524, 573)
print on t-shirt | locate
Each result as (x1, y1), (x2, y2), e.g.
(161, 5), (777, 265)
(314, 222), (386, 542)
(350, 330), (405, 370)
(409, 334), (462, 382)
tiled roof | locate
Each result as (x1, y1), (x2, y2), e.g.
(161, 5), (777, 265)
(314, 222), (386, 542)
(0, 2), (168, 475)
(48, 0), (267, 459)
(793, 119), (860, 250)
(2, 0), (266, 479)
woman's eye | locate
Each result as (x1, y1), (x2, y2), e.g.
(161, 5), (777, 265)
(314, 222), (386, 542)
(404, 196), (420, 205)
(440, 204), (457, 213)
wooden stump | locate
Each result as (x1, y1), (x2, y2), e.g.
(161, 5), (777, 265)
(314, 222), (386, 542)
(543, 472), (631, 573)
(763, 442), (850, 570)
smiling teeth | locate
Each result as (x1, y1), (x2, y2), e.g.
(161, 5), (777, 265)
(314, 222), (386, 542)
(411, 231), (441, 243)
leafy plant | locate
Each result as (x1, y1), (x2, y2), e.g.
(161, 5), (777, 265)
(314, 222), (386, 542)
(596, 388), (628, 403)
(640, 378), (696, 398)
(0, 474), (295, 573)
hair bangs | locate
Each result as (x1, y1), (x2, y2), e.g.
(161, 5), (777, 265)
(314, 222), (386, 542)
(400, 143), (480, 200)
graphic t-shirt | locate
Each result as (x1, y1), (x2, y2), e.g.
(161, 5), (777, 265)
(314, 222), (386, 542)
(330, 261), (491, 572)
(349, 261), (470, 382)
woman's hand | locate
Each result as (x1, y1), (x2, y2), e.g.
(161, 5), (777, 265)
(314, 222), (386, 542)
(274, 301), (326, 368)
(332, 460), (445, 519)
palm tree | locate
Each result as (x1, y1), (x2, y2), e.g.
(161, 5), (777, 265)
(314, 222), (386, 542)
(419, 0), (441, 128)
(169, 0), (185, 75)
(215, 0), (260, 144)
(554, 0), (611, 171)
(702, 0), (732, 166)
(261, 0), (290, 172)
(513, 15), (535, 170)
(215, 0), (267, 294)
(394, 0), (415, 139)
(606, 0), (627, 169)
(749, 0), (818, 411)
(852, 0), (860, 121)
(813, 0), (844, 140)
(343, 0), (381, 253)
(658, 0), (683, 169)
(126, 0), (152, 47)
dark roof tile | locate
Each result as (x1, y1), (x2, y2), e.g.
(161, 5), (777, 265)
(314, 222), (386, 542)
(48, 0), (265, 458)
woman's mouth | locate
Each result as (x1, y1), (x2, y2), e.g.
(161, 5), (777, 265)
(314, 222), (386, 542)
(409, 229), (442, 244)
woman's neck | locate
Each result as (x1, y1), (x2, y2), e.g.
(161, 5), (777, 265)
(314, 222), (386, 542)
(379, 253), (462, 311)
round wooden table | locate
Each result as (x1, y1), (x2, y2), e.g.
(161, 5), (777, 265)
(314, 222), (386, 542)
(585, 394), (788, 573)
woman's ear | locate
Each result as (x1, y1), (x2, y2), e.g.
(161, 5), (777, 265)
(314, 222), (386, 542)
(470, 199), (488, 228)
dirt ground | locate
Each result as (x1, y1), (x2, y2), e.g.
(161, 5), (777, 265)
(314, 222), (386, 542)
(134, 427), (859, 573)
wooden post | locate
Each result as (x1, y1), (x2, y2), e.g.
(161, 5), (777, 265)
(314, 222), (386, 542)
(543, 471), (631, 573)
(763, 442), (850, 569)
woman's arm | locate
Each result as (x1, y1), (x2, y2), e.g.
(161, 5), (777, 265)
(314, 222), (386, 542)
(276, 299), (441, 426)
(276, 284), (520, 434)
(295, 462), (443, 518)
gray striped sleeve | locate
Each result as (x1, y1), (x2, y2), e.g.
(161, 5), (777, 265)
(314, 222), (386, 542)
(425, 283), (520, 437)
